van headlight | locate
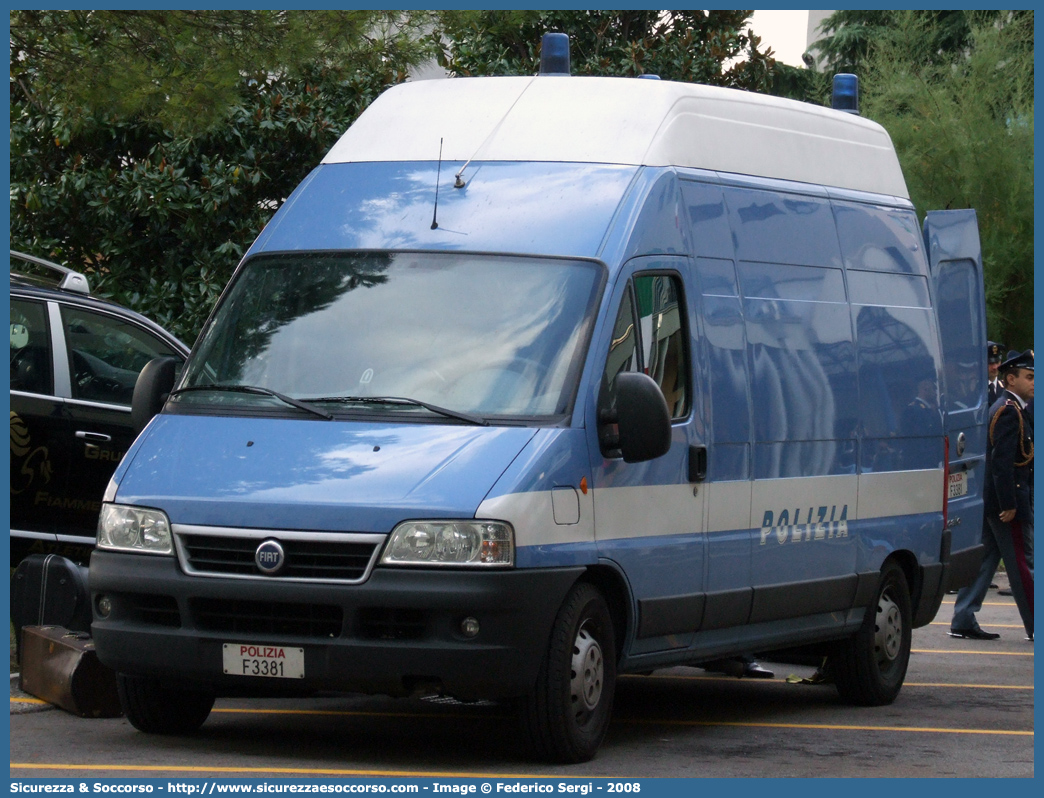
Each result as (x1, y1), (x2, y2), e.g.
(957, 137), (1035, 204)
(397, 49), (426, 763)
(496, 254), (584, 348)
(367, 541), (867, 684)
(381, 521), (514, 567)
(97, 503), (173, 555)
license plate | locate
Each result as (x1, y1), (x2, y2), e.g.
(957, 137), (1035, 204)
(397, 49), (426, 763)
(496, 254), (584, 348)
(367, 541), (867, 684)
(223, 643), (305, 679)
(948, 472), (967, 499)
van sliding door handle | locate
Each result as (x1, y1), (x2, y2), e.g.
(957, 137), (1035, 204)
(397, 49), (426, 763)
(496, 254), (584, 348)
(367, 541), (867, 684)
(688, 445), (707, 483)
(75, 431), (112, 443)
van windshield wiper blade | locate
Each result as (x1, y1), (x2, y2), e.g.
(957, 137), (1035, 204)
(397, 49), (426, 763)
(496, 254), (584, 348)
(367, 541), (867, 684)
(170, 384), (333, 420)
(301, 395), (489, 427)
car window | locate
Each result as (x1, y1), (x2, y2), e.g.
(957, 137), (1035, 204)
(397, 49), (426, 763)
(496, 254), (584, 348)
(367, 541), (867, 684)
(599, 274), (691, 422)
(634, 273), (690, 419)
(60, 306), (180, 405)
(601, 285), (640, 397)
(10, 298), (53, 395)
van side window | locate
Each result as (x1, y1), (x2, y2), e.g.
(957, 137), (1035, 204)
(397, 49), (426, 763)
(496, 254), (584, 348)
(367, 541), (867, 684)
(600, 274), (691, 423)
(634, 274), (690, 419)
(601, 286), (640, 402)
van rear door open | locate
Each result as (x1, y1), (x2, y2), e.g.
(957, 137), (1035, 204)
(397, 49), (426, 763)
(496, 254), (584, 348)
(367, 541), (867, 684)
(924, 210), (987, 594)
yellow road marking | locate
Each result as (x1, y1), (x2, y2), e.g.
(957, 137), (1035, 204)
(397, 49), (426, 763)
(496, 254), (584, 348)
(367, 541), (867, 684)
(616, 718), (1033, 735)
(10, 696), (49, 704)
(939, 601), (1015, 606)
(619, 673), (1033, 690)
(11, 718), (1033, 779)
(929, 622), (1024, 628)
(912, 649), (1032, 656)
(904, 682), (1032, 689)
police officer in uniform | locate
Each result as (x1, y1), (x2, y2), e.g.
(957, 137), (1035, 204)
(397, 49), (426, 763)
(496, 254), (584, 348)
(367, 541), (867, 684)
(987, 341), (1005, 405)
(950, 349), (1034, 640)
(1000, 391), (1033, 594)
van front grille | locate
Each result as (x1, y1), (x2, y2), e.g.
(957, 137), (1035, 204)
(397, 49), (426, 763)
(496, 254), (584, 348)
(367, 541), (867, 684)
(173, 526), (384, 584)
(124, 593), (181, 627)
(357, 608), (428, 641)
(190, 598), (344, 637)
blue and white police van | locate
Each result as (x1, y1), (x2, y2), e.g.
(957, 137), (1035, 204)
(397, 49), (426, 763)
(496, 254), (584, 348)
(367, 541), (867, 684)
(89, 51), (988, 762)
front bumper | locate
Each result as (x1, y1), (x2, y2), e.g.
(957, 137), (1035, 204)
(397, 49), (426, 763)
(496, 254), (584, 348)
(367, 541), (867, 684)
(89, 551), (584, 700)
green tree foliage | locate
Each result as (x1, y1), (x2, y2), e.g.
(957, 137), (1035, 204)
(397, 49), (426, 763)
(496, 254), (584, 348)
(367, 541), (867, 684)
(810, 9), (1029, 75)
(10, 11), (436, 343)
(434, 10), (776, 91)
(764, 61), (830, 106)
(10, 10), (434, 132)
(849, 12), (1034, 349)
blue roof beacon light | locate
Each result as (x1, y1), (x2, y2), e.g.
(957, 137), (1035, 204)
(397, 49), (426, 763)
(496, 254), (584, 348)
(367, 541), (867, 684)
(539, 33), (570, 75)
(832, 73), (860, 114)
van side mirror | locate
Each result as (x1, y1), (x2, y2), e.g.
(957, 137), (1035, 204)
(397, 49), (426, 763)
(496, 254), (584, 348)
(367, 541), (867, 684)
(131, 356), (179, 433)
(599, 372), (672, 463)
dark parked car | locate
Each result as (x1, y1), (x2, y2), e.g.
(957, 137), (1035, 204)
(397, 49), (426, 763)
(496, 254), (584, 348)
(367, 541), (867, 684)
(10, 250), (190, 567)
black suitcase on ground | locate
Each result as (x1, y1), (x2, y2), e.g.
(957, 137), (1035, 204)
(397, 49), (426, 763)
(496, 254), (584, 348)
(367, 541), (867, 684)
(10, 553), (92, 662)
(19, 625), (122, 718)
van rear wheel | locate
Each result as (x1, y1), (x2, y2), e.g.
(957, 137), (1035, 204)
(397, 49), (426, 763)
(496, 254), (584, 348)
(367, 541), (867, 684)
(520, 582), (616, 763)
(117, 673), (214, 734)
(833, 561), (912, 705)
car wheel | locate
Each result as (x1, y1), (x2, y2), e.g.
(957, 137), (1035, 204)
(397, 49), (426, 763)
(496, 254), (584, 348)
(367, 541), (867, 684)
(117, 673), (214, 734)
(520, 582), (616, 763)
(833, 560), (912, 706)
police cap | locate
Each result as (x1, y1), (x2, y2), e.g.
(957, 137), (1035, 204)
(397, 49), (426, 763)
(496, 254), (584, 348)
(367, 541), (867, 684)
(987, 341), (1004, 363)
(1000, 349), (1034, 372)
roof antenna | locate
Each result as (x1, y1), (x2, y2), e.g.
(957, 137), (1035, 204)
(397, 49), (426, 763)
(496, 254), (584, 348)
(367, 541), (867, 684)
(431, 138), (443, 229)
(455, 36), (563, 190)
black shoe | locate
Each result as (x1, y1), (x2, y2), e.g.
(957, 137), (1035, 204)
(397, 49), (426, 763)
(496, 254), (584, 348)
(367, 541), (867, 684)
(742, 661), (774, 679)
(949, 627), (1000, 640)
(998, 588), (1013, 596)
(1026, 633), (1034, 642)
(990, 583), (998, 589)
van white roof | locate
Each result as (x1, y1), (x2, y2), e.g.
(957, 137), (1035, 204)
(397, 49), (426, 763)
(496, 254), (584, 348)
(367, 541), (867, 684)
(323, 76), (909, 199)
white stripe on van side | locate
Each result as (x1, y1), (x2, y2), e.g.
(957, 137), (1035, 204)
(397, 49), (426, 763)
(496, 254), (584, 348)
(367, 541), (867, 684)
(586, 483), (705, 542)
(477, 488), (595, 547)
(480, 469), (944, 549)
(857, 468), (944, 520)
(707, 480), (753, 534)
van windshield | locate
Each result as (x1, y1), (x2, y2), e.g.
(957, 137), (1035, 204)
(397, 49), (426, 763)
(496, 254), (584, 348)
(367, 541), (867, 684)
(176, 252), (604, 421)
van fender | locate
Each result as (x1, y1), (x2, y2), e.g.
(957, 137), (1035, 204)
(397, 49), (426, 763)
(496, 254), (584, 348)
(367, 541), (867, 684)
(873, 550), (930, 628)
(580, 559), (636, 664)
(858, 548), (937, 628)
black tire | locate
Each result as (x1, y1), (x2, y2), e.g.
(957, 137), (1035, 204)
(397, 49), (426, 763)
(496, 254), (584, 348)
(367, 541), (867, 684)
(520, 582), (616, 763)
(833, 561), (912, 706)
(117, 673), (214, 734)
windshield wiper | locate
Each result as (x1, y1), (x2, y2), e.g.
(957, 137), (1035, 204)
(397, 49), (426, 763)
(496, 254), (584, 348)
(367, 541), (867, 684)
(170, 384), (333, 420)
(301, 395), (489, 427)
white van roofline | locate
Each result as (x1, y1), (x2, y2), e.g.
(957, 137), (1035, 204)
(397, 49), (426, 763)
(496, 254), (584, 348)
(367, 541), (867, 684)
(323, 76), (910, 200)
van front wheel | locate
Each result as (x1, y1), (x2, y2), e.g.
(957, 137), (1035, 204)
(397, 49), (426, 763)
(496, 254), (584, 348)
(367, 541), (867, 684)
(117, 673), (214, 734)
(520, 582), (616, 763)
(833, 561), (912, 706)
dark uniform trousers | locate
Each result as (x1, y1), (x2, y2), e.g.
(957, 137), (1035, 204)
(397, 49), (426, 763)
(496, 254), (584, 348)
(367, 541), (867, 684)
(953, 392), (1034, 637)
